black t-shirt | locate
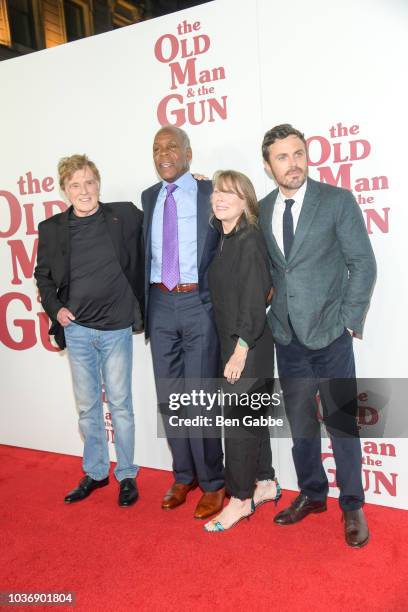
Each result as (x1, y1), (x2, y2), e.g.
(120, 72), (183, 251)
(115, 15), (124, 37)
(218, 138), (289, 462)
(66, 207), (135, 330)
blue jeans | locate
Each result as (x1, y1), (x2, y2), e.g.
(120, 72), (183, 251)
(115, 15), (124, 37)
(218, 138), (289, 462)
(64, 323), (138, 482)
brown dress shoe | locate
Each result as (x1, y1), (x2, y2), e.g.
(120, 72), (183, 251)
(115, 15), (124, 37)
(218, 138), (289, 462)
(274, 493), (327, 525)
(194, 487), (226, 519)
(162, 481), (198, 510)
(343, 508), (369, 548)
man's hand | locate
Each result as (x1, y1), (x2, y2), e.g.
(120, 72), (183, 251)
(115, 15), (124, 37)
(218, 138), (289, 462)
(57, 307), (76, 327)
(224, 342), (248, 384)
(192, 173), (209, 180)
(347, 328), (361, 339)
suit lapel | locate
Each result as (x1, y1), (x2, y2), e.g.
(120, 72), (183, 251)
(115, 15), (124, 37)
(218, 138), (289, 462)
(100, 203), (125, 269)
(263, 191), (286, 267)
(56, 207), (71, 285)
(196, 180), (212, 267)
(145, 183), (162, 254)
(288, 178), (320, 263)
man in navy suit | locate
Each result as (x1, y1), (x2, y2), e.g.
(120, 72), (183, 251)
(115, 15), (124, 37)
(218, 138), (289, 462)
(259, 124), (376, 547)
(142, 126), (225, 519)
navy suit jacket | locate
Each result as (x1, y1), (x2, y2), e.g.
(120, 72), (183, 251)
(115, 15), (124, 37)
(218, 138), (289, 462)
(141, 177), (218, 339)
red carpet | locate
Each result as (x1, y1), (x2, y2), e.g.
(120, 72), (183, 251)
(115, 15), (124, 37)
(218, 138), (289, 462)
(1, 445), (407, 611)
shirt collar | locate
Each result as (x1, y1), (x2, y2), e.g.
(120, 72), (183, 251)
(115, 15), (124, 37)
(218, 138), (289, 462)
(162, 171), (196, 192)
(278, 177), (308, 207)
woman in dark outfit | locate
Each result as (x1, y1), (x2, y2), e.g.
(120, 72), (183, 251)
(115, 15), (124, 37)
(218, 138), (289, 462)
(204, 170), (281, 533)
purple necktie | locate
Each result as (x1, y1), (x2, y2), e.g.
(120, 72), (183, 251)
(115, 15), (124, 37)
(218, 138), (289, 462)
(161, 183), (180, 290)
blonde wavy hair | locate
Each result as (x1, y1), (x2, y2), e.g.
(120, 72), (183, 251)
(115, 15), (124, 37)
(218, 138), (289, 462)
(58, 154), (100, 190)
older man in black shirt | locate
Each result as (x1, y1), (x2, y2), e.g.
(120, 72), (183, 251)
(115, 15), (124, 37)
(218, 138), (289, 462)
(34, 155), (144, 507)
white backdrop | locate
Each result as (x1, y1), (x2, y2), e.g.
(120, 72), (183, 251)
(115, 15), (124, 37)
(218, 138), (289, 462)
(1, 0), (407, 508)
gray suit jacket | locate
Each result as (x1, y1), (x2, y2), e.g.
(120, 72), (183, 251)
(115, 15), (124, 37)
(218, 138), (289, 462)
(259, 177), (376, 349)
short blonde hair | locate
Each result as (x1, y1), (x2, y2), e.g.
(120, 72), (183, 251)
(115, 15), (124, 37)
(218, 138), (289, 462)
(58, 154), (100, 190)
(212, 169), (259, 229)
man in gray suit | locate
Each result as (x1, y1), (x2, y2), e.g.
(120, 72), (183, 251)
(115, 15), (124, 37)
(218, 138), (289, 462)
(259, 124), (376, 547)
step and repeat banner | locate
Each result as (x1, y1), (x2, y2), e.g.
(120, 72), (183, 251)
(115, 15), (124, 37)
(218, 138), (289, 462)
(1, 0), (407, 508)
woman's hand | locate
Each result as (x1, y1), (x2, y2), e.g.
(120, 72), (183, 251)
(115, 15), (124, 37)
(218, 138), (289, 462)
(224, 341), (248, 384)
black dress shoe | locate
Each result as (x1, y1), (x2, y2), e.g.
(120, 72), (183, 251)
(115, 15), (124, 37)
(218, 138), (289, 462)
(274, 493), (327, 525)
(343, 508), (369, 548)
(118, 478), (139, 507)
(64, 475), (109, 504)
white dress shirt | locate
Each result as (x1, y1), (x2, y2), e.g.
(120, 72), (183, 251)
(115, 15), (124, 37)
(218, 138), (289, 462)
(272, 179), (308, 254)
